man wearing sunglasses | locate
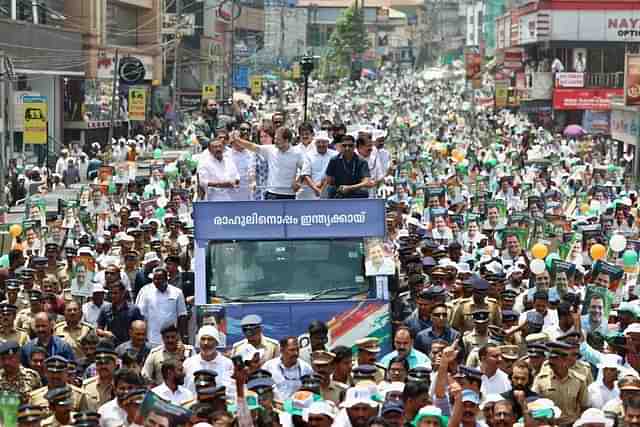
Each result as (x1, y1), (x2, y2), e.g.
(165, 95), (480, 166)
(232, 314), (280, 364)
(325, 134), (371, 199)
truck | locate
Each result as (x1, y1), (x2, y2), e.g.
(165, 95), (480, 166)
(192, 199), (393, 354)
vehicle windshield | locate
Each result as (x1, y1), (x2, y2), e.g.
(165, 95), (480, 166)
(207, 239), (368, 301)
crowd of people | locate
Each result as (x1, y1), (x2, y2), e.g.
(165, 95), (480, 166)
(0, 66), (638, 427)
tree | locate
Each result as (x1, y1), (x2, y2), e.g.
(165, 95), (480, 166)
(326, 3), (369, 74)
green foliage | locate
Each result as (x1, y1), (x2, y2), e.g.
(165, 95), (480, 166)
(326, 3), (369, 71)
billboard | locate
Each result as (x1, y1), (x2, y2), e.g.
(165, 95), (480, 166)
(553, 88), (624, 110)
(23, 96), (47, 145)
(625, 54), (640, 106)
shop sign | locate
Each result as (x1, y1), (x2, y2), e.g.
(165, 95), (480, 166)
(23, 96), (47, 145)
(553, 88), (624, 110)
(556, 72), (584, 88)
(97, 52), (153, 80)
(611, 109), (640, 144)
(202, 83), (217, 100)
(128, 87), (146, 121)
(625, 54), (640, 106)
(496, 80), (509, 108)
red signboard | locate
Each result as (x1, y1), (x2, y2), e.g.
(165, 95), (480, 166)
(552, 88), (624, 110)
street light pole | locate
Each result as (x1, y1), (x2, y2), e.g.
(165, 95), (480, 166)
(300, 54), (314, 122)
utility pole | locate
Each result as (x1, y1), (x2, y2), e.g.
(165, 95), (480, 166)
(230, 0), (236, 101)
(172, 0), (182, 114)
(277, 1), (285, 113)
(0, 50), (6, 207)
(107, 49), (119, 148)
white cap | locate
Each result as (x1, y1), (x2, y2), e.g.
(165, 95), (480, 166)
(480, 394), (505, 411)
(303, 401), (338, 422)
(92, 283), (106, 294)
(378, 381), (404, 398)
(597, 353), (622, 370)
(625, 323), (640, 336)
(340, 386), (379, 408)
(197, 325), (220, 344)
(573, 408), (613, 427)
(313, 131), (330, 142)
(143, 252), (161, 265)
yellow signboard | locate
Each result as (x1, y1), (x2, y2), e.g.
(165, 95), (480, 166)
(495, 81), (509, 109)
(202, 83), (217, 99)
(23, 96), (47, 145)
(128, 87), (146, 121)
(292, 64), (301, 80)
(250, 76), (262, 97)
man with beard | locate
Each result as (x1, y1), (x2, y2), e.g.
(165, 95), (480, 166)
(83, 347), (117, 408)
(195, 98), (219, 150)
(98, 369), (144, 426)
(340, 386), (379, 427)
(152, 359), (193, 405)
(263, 336), (313, 400)
(197, 137), (240, 201)
(183, 325), (233, 393)
(500, 359), (538, 420)
(142, 324), (194, 386)
(491, 400), (516, 427)
(384, 326), (432, 370)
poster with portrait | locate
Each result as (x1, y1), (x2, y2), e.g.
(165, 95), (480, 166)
(71, 255), (96, 297)
(364, 238), (395, 276)
(140, 197), (159, 219)
(573, 48), (587, 73)
(139, 391), (192, 427)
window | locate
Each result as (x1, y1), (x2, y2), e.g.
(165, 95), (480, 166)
(14, 0), (66, 24)
(207, 239), (368, 301)
(106, 2), (139, 46)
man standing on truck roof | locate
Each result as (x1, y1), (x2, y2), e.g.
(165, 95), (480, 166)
(231, 315), (280, 364)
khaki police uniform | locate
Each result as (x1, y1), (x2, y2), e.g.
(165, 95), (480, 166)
(0, 328), (29, 346)
(232, 336), (280, 363)
(532, 369), (589, 425)
(15, 309), (37, 336)
(29, 385), (95, 412)
(142, 344), (195, 385)
(450, 298), (501, 332)
(462, 330), (488, 365)
(321, 380), (348, 405)
(82, 376), (114, 408)
(41, 412), (77, 427)
(54, 321), (94, 359)
(0, 366), (42, 403)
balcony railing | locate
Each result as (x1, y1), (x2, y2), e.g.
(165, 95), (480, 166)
(585, 72), (624, 89)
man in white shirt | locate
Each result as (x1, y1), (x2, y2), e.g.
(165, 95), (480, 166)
(230, 124), (256, 201)
(479, 343), (512, 395)
(262, 336), (313, 401)
(152, 359), (194, 405)
(135, 267), (188, 348)
(374, 132), (391, 174)
(183, 325), (233, 393)
(297, 132), (337, 200)
(81, 283), (109, 327)
(519, 290), (559, 330)
(232, 127), (304, 199)
(588, 353), (621, 408)
(98, 369), (145, 427)
(197, 135), (240, 201)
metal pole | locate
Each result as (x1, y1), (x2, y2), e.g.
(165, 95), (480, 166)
(108, 49), (119, 147)
(172, 0), (182, 114)
(230, 0), (236, 100)
(0, 51), (5, 206)
(278, 3), (285, 112)
(303, 74), (309, 122)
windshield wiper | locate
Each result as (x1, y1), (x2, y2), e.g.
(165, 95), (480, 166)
(307, 286), (364, 301)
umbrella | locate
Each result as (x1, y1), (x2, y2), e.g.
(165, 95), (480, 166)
(563, 124), (586, 137)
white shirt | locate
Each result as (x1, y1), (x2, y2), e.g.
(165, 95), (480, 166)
(377, 147), (391, 173)
(197, 151), (241, 201)
(588, 380), (619, 408)
(82, 301), (108, 326)
(152, 382), (194, 405)
(135, 284), (188, 346)
(183, 352), (234, 393)
(230, 148), (256, 200)
(256, 145), (304, 195)
(262, 357), (313, 401)
(481, 369), (512, 395)
(298, 148), (337, 199)
(519, 309), (559, 329)
(98, 398), (127, 427)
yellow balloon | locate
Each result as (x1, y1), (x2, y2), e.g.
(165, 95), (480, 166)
(590, 244), (606, 261)
(9, 224), (22, 238)
(531, 243), (548, 260)
(580, 203), (590, 214)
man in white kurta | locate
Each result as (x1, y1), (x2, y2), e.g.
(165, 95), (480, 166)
(197, 138), (240, 201)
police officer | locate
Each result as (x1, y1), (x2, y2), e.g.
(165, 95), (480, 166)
(0, 303), (29, 345)
(404, 287), (446, 337)
(71, 412), (102, 427)
(54, 301), (94, 359)
(142, 324), (194, 386)
(0, 340), (41, 403)
(15, 290), (44, 335)
(450, 275), (501, 333)
(42, 387), (75, 427)
(83, 347), (117, 407)
(531, 341), (589, 425)
(232, 315), (280, 363)
(29, 356), (94, 412)
(462, 308), (490, 366)
(182, 369), (226, 411)
(17, 404), (47, 427)
(353, 338), (386, 383)
(311, 350), (347, 404)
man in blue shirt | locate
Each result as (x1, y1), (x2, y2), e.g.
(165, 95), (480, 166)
(21, 312), (75, 367)
(415, 303), (460, 356)
(380, 326), (432, 370)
